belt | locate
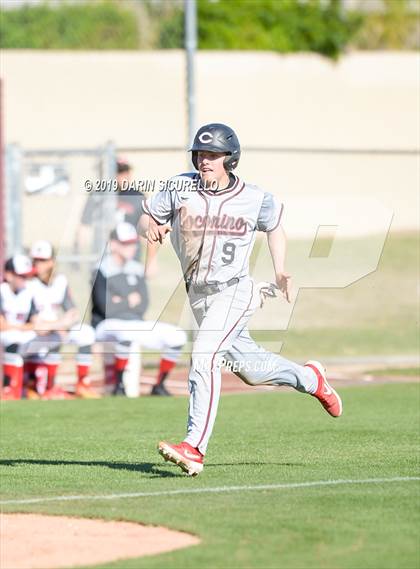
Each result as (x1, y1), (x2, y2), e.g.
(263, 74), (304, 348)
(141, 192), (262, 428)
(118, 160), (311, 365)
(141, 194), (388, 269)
(186, 277), (240, 296)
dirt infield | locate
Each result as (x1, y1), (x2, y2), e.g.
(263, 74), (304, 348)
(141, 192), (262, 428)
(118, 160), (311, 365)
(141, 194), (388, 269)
(0, 513), (200, 569)
(136, 365), (420, 397)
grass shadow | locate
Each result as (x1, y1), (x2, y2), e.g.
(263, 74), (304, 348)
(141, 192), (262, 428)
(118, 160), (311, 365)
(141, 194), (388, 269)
(207, 462), (303, 467)
(0, 458), (182, 478)
(0, 459), (301, 478)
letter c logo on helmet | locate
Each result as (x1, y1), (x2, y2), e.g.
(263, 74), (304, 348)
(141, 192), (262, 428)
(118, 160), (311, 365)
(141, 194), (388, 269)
(198, 132), (213, 144)
(190, 123), (241, 171)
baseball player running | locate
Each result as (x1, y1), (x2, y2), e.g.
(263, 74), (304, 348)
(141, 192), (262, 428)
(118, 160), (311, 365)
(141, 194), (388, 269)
(139, 123), (343, 476)
(91, 222), (186, 396)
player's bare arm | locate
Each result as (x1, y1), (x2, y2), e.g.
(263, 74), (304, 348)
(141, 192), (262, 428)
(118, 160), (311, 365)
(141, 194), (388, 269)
(29, 314), (60, 336)
(267, 224), (292, 303)
(137, 213), (150, 238)
(59, 307), (80, 329)
(144, 241), (159, 278)
(36, 307), (79, 332)
(139, 213), (171, 244)
(0, 313), (35, 332)
(32, 307), (79, 338)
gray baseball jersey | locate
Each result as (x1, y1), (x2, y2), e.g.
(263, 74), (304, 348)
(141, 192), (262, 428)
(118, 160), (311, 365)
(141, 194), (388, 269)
(142, 172), (317, 455)
(142, 173), (283, 285)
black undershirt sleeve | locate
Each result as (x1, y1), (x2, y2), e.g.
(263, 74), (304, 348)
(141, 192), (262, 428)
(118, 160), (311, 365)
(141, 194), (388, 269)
(27, 299), (38, 322)
(91, 270), (107, 325)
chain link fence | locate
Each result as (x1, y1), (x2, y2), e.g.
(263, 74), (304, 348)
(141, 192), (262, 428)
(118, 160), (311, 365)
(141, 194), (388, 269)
(4, 145), (117, 322)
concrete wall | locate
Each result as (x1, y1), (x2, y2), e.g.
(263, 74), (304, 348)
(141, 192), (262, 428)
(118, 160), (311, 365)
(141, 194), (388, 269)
(1, 50), (419, 242)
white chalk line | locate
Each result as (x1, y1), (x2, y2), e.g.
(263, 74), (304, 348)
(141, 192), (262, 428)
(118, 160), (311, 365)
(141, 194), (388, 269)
(1, 476), (419, 506)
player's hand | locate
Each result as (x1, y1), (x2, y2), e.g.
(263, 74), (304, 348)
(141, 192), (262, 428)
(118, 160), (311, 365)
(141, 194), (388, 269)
(32, 317), (55, 333)
(146, 221), (172, 244)
(128, 292), (141, 308)
(275, 272), (292, 303)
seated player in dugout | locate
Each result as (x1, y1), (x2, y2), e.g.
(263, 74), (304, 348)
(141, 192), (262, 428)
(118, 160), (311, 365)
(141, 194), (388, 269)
(91, 221), (186, 396)
(0, 255), (61, 400)
(76, 157), (158, 277)
(139, 122), (343, 477)
(28, 240), (98, 399)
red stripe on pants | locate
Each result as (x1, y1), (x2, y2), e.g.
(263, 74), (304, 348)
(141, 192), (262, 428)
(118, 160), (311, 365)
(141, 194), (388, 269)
(197, 281), (254, 448)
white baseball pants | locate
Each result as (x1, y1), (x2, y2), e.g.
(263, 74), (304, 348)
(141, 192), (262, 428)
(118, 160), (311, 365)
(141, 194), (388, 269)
(184, 277), (318, 454)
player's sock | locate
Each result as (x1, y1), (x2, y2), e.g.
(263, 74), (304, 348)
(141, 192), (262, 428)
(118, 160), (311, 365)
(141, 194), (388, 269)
(76, 346), (93, 386)
(156, 358), (176, 385)
(76, 364), (91, 387)
(2, 363), (23, 399)
(114, 357), (128, 395)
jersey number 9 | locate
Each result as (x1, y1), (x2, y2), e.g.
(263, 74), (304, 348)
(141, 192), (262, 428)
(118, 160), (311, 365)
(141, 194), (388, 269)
(221, 242), (236, 265)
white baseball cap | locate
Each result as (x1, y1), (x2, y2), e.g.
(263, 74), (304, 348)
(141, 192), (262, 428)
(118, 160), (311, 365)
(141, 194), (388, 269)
(30, 240), (54, 260)
(4, 254), (34, 277)
(110, 222), (138, 244)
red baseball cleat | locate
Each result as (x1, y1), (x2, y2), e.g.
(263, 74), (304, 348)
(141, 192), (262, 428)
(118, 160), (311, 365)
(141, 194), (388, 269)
(305, 360), (343, 418)
(42, 385), (75, 400)
(158, 441), (204, 477)
(75, 383), (101, 399)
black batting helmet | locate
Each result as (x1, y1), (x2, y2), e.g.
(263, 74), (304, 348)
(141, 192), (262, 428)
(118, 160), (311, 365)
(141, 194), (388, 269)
(189, 123), (241, 171)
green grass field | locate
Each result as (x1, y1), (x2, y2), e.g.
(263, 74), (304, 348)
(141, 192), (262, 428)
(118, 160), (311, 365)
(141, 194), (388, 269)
(1, 383), (419, 568)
